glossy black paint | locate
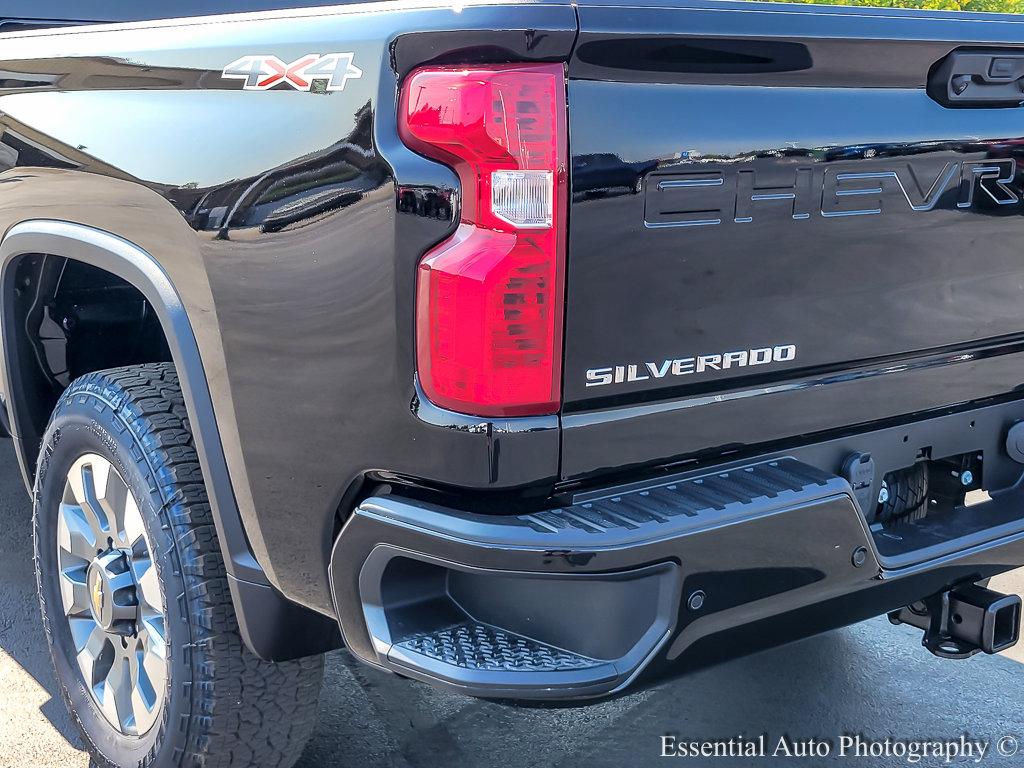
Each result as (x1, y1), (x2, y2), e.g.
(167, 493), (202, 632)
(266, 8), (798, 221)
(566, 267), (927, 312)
(3, 0), (1024, 636)
(3, 0), (380, 25)
(0, 2), (575, 618)
(564, 0), (1024, 480)
(563, 340), (1024, 479)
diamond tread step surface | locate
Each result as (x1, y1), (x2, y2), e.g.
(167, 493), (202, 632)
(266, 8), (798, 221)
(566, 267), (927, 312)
(394, 621), (601, 672)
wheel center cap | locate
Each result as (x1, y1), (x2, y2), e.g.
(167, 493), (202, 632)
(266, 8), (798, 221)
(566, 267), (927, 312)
(87, 566), (106, 621)
(86, 550), (138, 635)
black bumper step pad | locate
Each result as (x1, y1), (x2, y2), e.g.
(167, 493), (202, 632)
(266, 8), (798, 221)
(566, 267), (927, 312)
(394, 621), (602, 673)
(523, 458), (833, 535)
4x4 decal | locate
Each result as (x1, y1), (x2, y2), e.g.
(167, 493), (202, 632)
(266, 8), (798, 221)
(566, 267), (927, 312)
(222, 53), (362, 92)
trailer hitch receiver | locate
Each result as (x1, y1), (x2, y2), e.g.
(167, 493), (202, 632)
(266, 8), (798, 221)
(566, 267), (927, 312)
(889, 584), (1021, 659)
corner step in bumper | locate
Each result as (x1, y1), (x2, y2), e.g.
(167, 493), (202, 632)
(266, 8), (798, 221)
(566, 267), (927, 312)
(391, 620), (619, 692)
(329, 458), (877, 699)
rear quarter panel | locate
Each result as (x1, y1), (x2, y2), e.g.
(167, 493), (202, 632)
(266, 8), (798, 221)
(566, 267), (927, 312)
(0, 1), (574, 613)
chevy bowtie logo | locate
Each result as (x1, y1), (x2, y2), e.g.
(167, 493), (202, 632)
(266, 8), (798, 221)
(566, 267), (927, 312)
(222, 53), (362, 92)
(90, 573), (104, 617)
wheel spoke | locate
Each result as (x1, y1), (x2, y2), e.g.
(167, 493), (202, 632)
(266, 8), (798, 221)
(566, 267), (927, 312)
(57, 503), (98, 561)
(68, 616), (100, 653)
(140, 615), (166, 649)
(68, 462), (108, 541)
(123, 494), (146, 552)
(130, 688), (152, 732)
(59, 565), (91, 617)
(76, 621), (111, 688)
(79, 458), (128, 544)
(100, 653), (136, 735)
(134, 558), (163, 613)
(141, 645), (165, 699)
(97, 472), (130, 548)
(133, 638), (163, 720)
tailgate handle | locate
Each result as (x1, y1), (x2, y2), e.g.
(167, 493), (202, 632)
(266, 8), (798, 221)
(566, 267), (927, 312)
(930, 50), (1024, 107)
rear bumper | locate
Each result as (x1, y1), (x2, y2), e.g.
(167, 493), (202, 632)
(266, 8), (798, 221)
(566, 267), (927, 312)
(330, 455), (1024, 700)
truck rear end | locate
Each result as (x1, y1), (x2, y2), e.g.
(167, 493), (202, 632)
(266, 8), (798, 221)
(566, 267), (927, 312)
(5, 1), (1024, 747)
(336, 0), (1024, 698)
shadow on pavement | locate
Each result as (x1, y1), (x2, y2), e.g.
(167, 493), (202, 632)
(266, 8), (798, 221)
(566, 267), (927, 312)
(0, 442), (85, 760)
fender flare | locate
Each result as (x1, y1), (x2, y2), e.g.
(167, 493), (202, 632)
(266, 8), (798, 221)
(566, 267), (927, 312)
(0, 220), (339, 660)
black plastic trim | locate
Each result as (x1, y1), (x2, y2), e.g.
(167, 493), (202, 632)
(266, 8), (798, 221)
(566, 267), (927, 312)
(358, 547), (679, 698)
(229, 575), (340, 660)
(330, 458), (881, 698)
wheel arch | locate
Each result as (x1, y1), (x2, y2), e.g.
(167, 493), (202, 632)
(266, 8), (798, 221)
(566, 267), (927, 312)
(0, 220), (339, 660)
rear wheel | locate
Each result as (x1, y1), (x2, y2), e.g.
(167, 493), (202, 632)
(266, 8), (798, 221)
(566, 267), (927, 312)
(34, 363), (323, 768)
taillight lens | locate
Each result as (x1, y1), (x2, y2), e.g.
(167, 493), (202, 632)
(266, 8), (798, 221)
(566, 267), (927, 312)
(399, 63), (567, 418)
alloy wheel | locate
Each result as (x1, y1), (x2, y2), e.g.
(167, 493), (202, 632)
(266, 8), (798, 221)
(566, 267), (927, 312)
(55, 454), (166, 736)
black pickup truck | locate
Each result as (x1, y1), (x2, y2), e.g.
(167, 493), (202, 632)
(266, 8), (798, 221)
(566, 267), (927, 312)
(4, 1), (1024, 766)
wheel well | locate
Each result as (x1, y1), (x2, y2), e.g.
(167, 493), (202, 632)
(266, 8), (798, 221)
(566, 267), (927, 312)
(0, 221), (338, 660)
(6, 253), (171, 465)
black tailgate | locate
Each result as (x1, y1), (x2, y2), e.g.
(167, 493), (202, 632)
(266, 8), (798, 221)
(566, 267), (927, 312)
(562, 0), (1024, 478)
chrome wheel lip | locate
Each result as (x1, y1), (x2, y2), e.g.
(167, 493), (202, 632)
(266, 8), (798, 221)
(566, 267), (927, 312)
(56, 453), (167, 738)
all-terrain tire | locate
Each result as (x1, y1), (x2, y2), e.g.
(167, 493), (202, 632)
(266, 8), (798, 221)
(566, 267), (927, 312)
(33, 363), (324, 768)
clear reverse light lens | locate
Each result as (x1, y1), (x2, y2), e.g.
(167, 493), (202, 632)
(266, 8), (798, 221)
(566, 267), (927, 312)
(491, 170), (553, 228)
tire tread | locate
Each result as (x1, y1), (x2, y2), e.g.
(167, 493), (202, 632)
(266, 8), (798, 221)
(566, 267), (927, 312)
(37, 363), (322, 768)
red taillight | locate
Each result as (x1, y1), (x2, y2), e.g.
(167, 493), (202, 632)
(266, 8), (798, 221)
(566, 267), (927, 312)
(399, 63), (567, 418)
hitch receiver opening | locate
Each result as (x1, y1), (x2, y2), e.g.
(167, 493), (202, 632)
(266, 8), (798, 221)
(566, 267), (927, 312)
(889, 584), (1021, 659)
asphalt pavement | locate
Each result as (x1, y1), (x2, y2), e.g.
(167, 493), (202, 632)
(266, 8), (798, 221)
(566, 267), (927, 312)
(2, 439), (1024, 768)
